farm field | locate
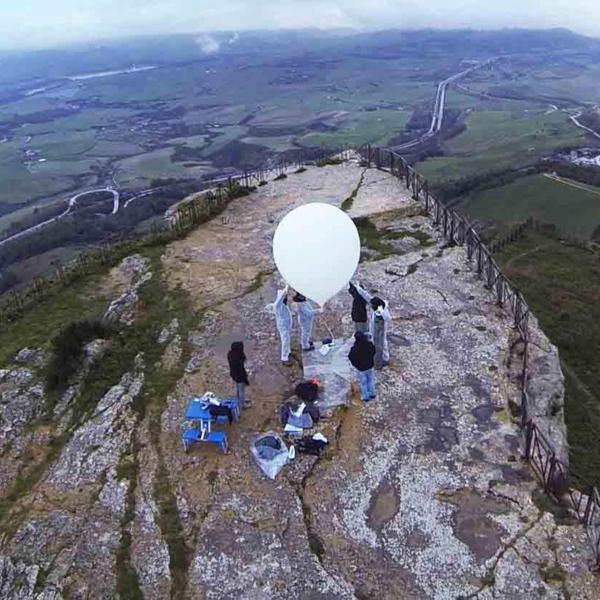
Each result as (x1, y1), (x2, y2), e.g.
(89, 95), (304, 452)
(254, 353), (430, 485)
(460, 173), (600, 239)
(416, 107), (586, 182)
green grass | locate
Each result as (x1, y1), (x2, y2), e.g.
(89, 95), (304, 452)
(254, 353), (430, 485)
(115, 450), (143, 600)
(298, 109), (411, 148)
(417, 109), (585, 182)
(114, 148), (215, 186)
(495, 230), (600, 489)
(0, 275), (108, 366)
(0, 163), (75, 204)
(240, 135), (295, 151)
(461, 174), (600, 240)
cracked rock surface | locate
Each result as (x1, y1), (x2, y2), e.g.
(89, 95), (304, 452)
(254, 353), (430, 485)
(0, 158), (595, 598)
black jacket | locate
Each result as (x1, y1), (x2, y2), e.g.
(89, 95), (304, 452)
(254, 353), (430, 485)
(227, 342), (249, 384)
(348, 284), (368, 323)
(348, 338), (376, 371)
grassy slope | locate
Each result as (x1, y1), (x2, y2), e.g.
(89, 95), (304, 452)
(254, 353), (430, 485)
(461, 174), (600, 239)
(0, 274), (108, 366)
(495, 230), (600, 489)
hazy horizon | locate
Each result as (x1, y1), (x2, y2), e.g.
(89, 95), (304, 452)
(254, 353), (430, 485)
(2, 0), (600, 51)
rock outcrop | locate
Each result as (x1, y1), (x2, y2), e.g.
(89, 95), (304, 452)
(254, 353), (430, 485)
(103, 254), (152, 325)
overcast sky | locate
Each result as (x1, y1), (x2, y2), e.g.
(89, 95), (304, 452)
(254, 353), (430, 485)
(3, 0), (600, 50)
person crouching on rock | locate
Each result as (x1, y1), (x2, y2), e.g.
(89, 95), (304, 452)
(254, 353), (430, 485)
(294, 292), (321, 352)
(348, 331), (377, 402)
(269, 285), (293, 366)
(348, 282), (368, 333)
(228, 341), (251, 408)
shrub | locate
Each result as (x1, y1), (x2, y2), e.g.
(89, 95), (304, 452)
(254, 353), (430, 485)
(317, 157), (343, 167)
(45, 319), (111, 393)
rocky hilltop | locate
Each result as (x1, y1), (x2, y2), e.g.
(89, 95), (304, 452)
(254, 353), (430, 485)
(0, 156), (596, 599)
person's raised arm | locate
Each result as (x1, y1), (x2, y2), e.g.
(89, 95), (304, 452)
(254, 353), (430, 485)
(273, 285), (289, 309)
(353, 281), (373, 303)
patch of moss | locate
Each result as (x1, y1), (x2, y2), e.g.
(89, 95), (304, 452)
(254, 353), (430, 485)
(531, 489), (576, 525)
(115, 451), (143, 600)
(341, 171), (365, 212)
(355, 217), (434, 262)
(132, 252), (195, 597)
(317, 157), (343, 167)
(539, 563), (568, 585)
(0, 432), (67, 531)
(116, 454), (136, 481)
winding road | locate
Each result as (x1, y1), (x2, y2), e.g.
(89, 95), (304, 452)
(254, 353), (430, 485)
(569, 112), (600, 140)
(0, 188), (119, 248)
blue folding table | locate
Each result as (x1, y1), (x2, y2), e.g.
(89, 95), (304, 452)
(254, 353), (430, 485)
(182, 396), (240, 453)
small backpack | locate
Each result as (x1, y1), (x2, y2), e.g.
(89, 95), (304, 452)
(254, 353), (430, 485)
(295, 381), (319, 402)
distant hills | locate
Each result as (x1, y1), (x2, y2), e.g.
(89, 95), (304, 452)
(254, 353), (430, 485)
(2, 27), (599, 87)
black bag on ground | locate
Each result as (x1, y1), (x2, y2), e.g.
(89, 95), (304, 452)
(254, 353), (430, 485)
(208, 404), (233, 424)
(297, 437), (328, 457)
(295, 381), (319, 402)
(305, 403), (320, 424)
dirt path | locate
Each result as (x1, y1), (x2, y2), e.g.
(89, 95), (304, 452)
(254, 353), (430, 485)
(543, 172), (600, 198)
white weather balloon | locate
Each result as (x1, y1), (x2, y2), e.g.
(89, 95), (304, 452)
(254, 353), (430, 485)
(273, 203), (360, 305)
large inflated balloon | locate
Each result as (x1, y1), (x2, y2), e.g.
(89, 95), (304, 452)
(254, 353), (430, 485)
(273, 203), (360, 305)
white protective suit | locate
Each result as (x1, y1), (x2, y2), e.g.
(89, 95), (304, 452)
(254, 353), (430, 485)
(354, 282), (392, 362)
(273, 287), (292, 362)
(296, 299), (318, 350)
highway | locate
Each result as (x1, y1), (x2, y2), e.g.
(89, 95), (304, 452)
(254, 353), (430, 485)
(393, 60), (494, 151)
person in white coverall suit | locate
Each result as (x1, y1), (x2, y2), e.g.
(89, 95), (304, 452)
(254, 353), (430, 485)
(353, 281), (392, 368)
(293, 292), (320, 351)
(271, 285), (293, 365)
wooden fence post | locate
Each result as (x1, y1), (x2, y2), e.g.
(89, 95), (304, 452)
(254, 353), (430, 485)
(496, 277), (504, 306)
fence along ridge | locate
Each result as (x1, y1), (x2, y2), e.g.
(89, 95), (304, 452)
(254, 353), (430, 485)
(359, 143), (600, 570)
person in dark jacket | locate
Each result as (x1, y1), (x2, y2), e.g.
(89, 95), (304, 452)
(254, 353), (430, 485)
(227, 341), (250, 407)
(348, 331), (377, 402)
(348, 282), (368, 333)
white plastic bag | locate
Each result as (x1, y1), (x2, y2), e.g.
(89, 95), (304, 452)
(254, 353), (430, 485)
(251, 431), (289, 480)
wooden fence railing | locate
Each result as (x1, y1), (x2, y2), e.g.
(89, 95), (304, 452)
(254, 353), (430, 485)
(359, 143), (600, 569)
